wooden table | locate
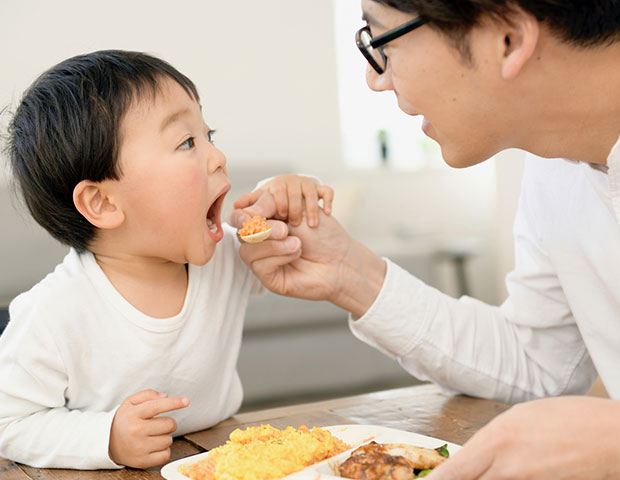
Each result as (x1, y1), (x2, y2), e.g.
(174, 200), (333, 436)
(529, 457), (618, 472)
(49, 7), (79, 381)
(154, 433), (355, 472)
(1, 384), (509, 479)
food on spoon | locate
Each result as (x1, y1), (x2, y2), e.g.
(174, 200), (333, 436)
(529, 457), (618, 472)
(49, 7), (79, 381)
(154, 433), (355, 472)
(237, 215), (271, 242)
(178, 424), (350, 480)
(338, 441), (449, 479)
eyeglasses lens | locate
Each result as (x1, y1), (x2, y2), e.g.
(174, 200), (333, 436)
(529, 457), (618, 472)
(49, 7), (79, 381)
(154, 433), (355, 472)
(359, 29), (386, 72)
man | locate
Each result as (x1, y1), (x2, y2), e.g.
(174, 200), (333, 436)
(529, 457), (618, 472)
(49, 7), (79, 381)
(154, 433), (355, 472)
(232, 1), (620, 477)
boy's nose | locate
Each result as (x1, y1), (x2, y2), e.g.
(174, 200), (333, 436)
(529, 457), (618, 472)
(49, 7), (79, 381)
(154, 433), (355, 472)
(207, 146), (227, 173)
(366, 63), (393, 92)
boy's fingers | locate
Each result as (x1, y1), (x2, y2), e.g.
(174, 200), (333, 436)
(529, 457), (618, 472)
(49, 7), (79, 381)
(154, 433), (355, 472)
(230, 209), (252, 229)
(147, 433), (175, 453)
(144, 416), (178, 436)
(268, 184), (289, 219)
(317, 185), (334, 215)
(138, 396), (189, 419)
(125, 389), (166, 406)
(287, 182), (303, 226)
(145, 448), (172, 467)
(301, 181), (320, 227)
(231, 192), (279, 228)
(233, 190), (261, 210)
(246, 191), (278, 219)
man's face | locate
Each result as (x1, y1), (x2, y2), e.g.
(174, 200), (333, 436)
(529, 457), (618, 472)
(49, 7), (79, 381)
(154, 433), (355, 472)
(112, 78), (230, 266)
(361, 0), (510, 168)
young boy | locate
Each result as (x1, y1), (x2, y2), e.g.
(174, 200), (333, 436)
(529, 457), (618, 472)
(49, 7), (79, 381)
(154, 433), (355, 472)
(0, 50), (332, 470)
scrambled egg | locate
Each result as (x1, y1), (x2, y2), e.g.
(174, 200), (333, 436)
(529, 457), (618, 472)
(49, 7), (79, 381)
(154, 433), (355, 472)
(237, 216), (270, 237)
(179, 424), (350, 480)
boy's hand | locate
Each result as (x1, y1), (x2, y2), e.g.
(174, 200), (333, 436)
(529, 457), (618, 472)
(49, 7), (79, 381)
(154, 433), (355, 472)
(233, 174), (333, 227)
(109, 389), (189, 469)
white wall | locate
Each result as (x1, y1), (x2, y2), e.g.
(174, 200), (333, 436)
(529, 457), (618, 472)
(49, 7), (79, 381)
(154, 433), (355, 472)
(0, 0), (342, 177)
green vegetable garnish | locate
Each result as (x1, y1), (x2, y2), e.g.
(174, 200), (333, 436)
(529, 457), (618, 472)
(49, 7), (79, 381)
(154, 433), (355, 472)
(435, 443), (450, 458)
(417, 469), (433, 477)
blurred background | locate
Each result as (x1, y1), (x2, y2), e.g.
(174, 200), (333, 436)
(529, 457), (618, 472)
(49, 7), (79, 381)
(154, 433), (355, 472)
(0, 0), (526, 410)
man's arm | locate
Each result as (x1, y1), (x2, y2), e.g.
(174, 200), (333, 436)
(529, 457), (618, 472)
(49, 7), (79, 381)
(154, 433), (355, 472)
(232, 166), (597, 403)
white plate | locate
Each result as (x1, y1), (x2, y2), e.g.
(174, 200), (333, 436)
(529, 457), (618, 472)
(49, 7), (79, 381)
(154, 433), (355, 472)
(161, 424), (461, 480)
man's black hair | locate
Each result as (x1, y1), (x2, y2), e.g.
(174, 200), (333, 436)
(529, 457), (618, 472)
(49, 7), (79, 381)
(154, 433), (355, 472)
(374, 1), (620, 59)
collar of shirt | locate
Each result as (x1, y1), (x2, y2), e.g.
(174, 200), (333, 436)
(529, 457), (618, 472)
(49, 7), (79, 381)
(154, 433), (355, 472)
(605, 133), (620, 223)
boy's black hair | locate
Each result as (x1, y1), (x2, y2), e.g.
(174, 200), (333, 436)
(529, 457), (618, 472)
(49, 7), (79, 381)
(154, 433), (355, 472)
(374, 1), (620, 59)
(7, 50), (200, 251)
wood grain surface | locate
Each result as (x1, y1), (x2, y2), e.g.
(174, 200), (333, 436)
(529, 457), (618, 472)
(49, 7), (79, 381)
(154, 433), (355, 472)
(2, 384), (509, 479)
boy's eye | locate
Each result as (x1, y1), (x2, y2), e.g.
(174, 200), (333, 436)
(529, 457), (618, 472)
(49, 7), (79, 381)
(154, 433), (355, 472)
(207, 129), (217, 143)
(179, 137), (195, 149)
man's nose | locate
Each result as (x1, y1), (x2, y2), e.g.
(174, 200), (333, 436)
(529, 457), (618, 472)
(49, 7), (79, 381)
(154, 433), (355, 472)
(365, 63), (393, 92)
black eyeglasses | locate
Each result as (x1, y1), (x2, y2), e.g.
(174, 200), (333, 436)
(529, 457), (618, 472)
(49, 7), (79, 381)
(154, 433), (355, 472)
(356, 17), (428, 74)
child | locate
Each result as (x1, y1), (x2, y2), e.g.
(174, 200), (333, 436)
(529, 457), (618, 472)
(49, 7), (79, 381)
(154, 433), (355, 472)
(0, 50), (332, 470)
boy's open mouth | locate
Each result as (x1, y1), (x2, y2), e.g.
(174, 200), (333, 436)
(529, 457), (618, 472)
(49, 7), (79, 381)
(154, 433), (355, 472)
(206, 185), (230, 241)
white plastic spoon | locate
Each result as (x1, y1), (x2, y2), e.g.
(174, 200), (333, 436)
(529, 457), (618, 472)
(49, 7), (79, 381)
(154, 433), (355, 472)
(239, 227), (272, 243)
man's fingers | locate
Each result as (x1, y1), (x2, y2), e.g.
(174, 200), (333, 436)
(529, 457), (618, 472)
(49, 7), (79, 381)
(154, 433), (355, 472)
(266, 220), (288, 240)
(138, 396), (190, 419)
(317, 185), (334, 215)
(124, 389), (166, 406)
(239, 235), (300, 266)
(250, 250), (303, 282)
(427, 434), (495, 480)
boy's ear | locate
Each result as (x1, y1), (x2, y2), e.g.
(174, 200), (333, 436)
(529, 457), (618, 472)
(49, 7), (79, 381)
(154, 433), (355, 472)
(500, 9), (539, 80)
(73, 180), (125, 229)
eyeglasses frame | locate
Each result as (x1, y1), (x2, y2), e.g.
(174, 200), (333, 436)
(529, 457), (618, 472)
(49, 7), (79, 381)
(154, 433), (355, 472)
(356, 16), (428, 74)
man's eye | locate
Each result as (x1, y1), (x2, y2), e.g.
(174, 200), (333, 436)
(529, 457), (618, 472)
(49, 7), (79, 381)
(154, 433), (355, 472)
(207, 129), (217, 143)
(179, 137), (195, 149)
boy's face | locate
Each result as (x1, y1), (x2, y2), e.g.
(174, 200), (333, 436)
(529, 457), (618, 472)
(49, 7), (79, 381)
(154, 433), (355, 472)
(112, 78), (230, 266)
(361, 0), (514, 168)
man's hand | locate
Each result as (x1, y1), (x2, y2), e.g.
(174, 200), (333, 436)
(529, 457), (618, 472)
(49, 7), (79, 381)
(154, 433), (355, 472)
(429, 396), (620, 479)
(238, 212), (386, 316)
(109, 389), (189, 469)
(239, 212), (348, 301)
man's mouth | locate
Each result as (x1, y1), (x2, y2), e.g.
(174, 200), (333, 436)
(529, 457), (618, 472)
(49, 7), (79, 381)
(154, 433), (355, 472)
(421, 117), (433, 137)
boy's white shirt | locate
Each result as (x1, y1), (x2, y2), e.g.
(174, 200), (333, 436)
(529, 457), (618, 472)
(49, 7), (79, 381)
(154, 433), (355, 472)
(350, 134), (620, 403)
(0, 224), (261, 469)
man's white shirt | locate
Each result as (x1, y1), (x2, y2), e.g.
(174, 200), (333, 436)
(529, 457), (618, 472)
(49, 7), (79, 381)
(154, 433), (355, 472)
(350, 135), (620, 403)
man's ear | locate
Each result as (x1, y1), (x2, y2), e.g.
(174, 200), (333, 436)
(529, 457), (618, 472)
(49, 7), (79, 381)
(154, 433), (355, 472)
(73, 180), (125, 229)
(500, 9), (539, 80)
